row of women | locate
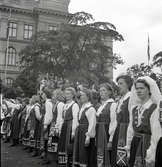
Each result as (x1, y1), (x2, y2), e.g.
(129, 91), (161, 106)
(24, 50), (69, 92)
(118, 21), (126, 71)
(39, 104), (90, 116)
(1, 75), (162, 167)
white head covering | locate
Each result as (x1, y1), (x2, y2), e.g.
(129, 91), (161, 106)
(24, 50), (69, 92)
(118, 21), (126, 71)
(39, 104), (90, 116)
(129, 76), (162, 111)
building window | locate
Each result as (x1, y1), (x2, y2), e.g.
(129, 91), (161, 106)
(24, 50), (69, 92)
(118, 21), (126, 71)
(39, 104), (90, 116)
(9, 22), (17, 37)
(24, 24), (33, 39)
(5, 47), (16, 66)
(6, 78), (13, 86)
(49, 25), (57, 31)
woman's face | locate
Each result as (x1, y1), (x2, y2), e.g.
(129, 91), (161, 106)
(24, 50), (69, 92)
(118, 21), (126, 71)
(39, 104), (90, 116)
(65, 90), (73, 101)
(99, 86), (110, 100)
(80, 91), (89, 104)
(135, 82), (150, 100)
(117, 78), (129, 95)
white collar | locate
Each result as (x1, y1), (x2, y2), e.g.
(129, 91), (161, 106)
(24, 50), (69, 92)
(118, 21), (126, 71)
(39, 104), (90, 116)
(122, 91), (131, 101)
(137, 98), (153, 111)
(81, 102), (92, 109)
(101, 98), (114, 105)
(65, 101), (75, 109)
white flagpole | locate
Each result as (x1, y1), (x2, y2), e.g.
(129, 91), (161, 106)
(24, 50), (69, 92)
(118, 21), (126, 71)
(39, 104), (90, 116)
(4, 9), (11, 85)
(4, 35), (10, 84)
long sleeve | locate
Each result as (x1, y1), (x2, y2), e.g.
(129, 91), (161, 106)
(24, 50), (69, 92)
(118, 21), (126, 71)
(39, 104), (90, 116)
(6, 101), (21, 110)
(71, 103), (79, 136)
(34, 105), (42, 121)
(109, 102), (117, 142)
(125, 107), (134, 156)
(85, 107), (96, 138)
(145, 108), (162, 163)
(44, 100), (53, 126)
(55, 102), (64, 134)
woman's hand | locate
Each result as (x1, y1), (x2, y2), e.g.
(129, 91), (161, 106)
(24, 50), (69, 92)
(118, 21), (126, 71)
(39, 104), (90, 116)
(85, 136), (90, 147)
(43, 125), (47, 132)
(107, 142), (112, 150)
(145, 161), (155, 167)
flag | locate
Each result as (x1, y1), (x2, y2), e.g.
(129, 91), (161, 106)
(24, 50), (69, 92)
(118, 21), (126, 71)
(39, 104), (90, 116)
(6, 9), (11, 39)
(147, 35), (150, 61)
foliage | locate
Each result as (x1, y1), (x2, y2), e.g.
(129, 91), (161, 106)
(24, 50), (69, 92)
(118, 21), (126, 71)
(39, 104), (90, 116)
(17, 11), (124, 94)
(127, 63), (162, 90)
(153, 51), (162, 67)
(127, 63), (152, 80)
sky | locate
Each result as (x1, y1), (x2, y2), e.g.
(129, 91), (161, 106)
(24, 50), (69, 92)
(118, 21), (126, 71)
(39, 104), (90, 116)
(69, 0), (162, 81)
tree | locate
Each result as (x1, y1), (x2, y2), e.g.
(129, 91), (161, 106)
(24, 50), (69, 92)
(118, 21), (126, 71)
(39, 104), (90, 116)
(17, 12), (124, 94)
(153, 51), (162, 67)
(127, 63), (152, 80)
(127, 63), (162, 90)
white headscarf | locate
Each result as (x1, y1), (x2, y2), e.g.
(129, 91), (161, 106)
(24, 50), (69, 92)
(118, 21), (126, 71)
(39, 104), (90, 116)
(129, 76), (162, 111)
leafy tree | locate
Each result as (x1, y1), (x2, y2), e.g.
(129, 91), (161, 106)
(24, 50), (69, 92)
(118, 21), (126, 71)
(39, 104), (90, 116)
(17, 12), (124, 94)
(127, 63), (152, 80)
(153, 51), (162, 67)
(127, 63), (161, 90)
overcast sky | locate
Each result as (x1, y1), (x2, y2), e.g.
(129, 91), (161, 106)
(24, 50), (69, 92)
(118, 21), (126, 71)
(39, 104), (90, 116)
(69, 0), (162, 81)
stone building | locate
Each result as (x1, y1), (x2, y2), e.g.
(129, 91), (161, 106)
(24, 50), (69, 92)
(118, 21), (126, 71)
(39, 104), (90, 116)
(0, 0), (72, 85)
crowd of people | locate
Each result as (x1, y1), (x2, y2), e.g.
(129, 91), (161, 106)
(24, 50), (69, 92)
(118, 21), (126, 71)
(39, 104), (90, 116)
(1, 74), (162, 167)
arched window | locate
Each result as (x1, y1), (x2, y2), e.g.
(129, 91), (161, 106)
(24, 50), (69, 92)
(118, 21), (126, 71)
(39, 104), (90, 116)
(5, 47), (16, 65)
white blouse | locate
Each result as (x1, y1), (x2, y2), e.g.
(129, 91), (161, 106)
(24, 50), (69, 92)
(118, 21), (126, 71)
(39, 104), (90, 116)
(96, 98), (117, 142)
(62, 101), (79, 136)
(44, 99), (53, 126)
(54, 101), (65, 134)
(79, 102), (96, 139)
(126, 99), (162, 163)
(34, 103), (42, 121)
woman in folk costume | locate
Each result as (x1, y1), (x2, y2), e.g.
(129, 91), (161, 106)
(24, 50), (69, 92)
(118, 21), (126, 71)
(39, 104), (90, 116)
(155, 99), (162, 167)
(1, 98), (15, 143)
(111, 75), (133, 167)
(125, 76), (162, 167)
(8, 97), (23, 146)
(74, 88), (97, 167)
(22, 99), (33, 150)
(96, 83), (117, 167)
(18, 97), (30, 144)
(47, 89), (65, 161)
(28, 95), (42, 157)
(38, 88), (53, 165)
(58, 87), (79, 167)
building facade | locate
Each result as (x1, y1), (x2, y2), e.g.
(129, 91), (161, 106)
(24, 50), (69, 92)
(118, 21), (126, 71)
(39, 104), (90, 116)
(0, 0), (113, 86)
(0, 0), (72, 85)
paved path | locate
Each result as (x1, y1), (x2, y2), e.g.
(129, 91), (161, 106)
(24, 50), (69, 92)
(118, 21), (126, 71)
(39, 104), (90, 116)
(1, 139), (58, 167)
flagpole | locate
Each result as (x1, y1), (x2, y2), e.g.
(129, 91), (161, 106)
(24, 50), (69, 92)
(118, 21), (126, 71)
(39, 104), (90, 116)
(147, 34), (150, 66)
(4, 9), (11, 85)
(4, 36), (10, 84)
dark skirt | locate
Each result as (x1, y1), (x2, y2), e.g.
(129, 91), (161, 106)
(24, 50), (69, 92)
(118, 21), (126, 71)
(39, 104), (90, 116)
(23, 119), (30, 146)
(19, 117), (25, 139)
(74, 124), (96, 167)
(47, 122), (59, 161)
(29, 117), (40, 148)
(155, 137), (162, 167)
(10, 116), (20, 140)
(96, 123), (110, 167)
(130, 133), (151, 167)
(111, 124), (128, 167)
(58, 122), (72, 167)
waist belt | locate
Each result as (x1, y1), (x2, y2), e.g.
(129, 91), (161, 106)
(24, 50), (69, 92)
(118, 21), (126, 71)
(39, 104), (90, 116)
(134, 131), (151, 138)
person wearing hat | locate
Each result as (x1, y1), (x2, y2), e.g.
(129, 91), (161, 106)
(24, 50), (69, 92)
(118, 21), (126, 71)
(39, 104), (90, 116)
(111, 75), (133, 167)
(125, 76), (162, 167)
(96, 83), (117, 167)
(58, 87), (79, 167)
(74, 88), (97, 167)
